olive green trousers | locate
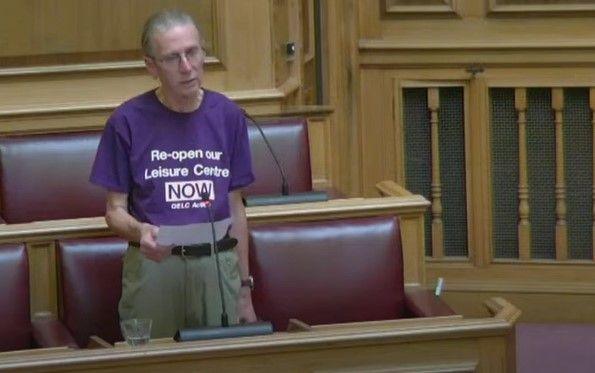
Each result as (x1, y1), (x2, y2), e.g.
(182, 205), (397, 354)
(118, 244), (241, 338)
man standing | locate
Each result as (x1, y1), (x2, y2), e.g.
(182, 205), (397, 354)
(90, 9), (256, 338)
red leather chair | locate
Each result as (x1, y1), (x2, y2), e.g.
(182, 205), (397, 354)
(245, 118), (313, 196)
(249, 215), (454, 331)
(56, 237), (127, 347)
(0, 131), (106, 223)
(51, 216), (450, 343)
(0, 244), (76, 352)
(0, 118), (320, 224)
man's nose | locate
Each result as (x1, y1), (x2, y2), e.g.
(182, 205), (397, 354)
(179, 54), (192, 72)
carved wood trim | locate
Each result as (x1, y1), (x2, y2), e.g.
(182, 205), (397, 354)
(552, 88), (568, 260)
(428, 88), (445, 259)
(384, 0), (457, 15)
(515, 88), (531, 260)
(590, 88), (595, 261)
(488, 0), (595, 15)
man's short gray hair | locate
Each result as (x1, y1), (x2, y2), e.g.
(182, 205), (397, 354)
(141, 9), (201, 56)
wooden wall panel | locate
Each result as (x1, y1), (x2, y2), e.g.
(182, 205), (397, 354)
(384, 0), (458, 15)
(488, 0), (595, 14)
(27, 242), (57, 316)
(272, 0), (291, 90)
(320, 0), (595, 323)
(219, 0), (273, 90)
(0, 0), (216, 67)
(0, 0), (321, 146)
(307, 117), (332, 190)
(0, 110), (111, 135)
(360, 0), (595, 44)
(322, 0), (361, 197)
(0, 69), (154, 115)
(359, 70), (396, 196)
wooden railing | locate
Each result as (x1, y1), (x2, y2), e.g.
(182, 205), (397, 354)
(385, 85), (595, 263)
(515, 88), (531, 260)
(377, 85), (595, 323)
(512, 87), (593, 261)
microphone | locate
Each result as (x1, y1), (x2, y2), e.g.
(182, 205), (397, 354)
(242, 110), (328, 206)
(173, 192), (274, 342)
(242, 109), (289, 195)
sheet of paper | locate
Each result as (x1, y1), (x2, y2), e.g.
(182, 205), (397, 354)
(156, 218), (232, 246)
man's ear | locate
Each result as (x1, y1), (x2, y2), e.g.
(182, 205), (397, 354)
(145, 56), (158, 79)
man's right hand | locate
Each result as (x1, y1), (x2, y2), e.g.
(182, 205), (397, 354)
(105, 192), (171, 262)
(139, 223), (171, 262)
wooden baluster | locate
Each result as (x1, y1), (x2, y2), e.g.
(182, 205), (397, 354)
(428, 88), (444, 259)
(516, 88), (531, 260)
(552, 88), (568, 261)
(590, 88), (595, 261)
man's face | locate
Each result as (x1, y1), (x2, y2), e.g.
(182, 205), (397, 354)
(145, 24), (204, 98)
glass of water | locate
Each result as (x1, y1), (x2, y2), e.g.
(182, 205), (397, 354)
(120, 318), (152, 346)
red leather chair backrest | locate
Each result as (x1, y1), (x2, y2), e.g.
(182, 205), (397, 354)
(0, 244), (31, 351)
(0, 131), (107, 223)
(0, 119), (312, 223)
(57, 237), (127, 347)
(249, 215), (405, 331)
(245, 118), (312, 195)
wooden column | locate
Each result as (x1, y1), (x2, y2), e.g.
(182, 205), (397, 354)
(590, 88), (595, 261)
(27, 242), (58, 316)
(469, 76), (490, 267)
(515, 88), (531, 260)
(552, 88), (568, 260)
(428, 88), (444, 259)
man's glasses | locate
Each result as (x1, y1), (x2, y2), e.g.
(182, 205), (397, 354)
(151, 46), (205, 67)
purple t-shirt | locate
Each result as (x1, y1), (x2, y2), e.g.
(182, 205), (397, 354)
(90, 89), (254, 225)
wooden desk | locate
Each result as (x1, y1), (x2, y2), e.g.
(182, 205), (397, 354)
(0, 298), (518, 373)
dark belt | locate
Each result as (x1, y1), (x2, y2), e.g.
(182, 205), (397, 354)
(129, 235), (238, 258)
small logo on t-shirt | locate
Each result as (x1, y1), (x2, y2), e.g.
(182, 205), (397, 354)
(165, 180), (214, 202)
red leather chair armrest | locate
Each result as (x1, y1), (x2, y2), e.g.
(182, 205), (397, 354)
(404, 286), (456, 318)
(32, 318), (78, 349)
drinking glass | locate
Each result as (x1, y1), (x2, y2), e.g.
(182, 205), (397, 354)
(120, 318), (152, 346)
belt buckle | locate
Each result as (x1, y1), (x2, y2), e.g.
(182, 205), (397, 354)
(180, 245), (187, 258)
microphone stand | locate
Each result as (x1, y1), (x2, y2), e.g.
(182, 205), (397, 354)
(242, 110), (328, 207)
(243, 109), (289, 195)
(173, 193), (273, 342)
(204, 196), (229, 327)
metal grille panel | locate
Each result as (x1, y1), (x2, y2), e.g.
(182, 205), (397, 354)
(490, 88), (519, 259)
(439, 87), (468, 257)
(564, 88), (593, 260)
(403, 88), (433, 256)
(404, 87), (467, 257)
(527, 88), (556, 259)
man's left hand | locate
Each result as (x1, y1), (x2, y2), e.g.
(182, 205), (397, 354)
(237, 288), (257, 324)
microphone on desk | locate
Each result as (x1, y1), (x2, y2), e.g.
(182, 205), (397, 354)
(242, 109), (328, 207)
(173, 193), (273, 342)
